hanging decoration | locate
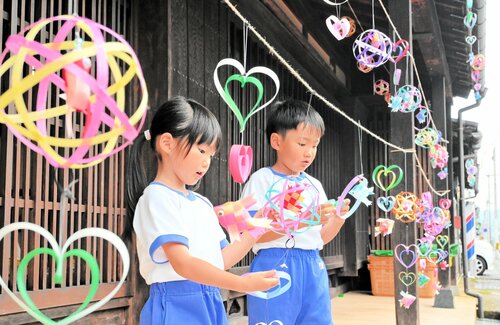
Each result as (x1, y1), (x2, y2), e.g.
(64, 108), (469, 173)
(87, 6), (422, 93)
(229, 144), (253, 183)
(0, 222), (129, 325)
(415, 128), (440, 148)
(325, 15), (351, 41)
(375, 218), (395, 237)
(465, 158), (478, 187)
(394, 243), (419, 309)
(0, 15), (149, 169)
(392, 192), (422, 223)
(376, 196), (396, 213)
(389, 39), (410, 64)
(373, 79), (390, 96)
(388, 85), (422, 113)
(214, 59), (280, 133)
(352, 29), (393, 68)
(372, 164), (404, 192)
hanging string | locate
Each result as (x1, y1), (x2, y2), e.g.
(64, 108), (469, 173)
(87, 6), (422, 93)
(242, 21), (249, 71)
(222, 0), (448, 197)
(357, 121), (364, 175)
(372, 0), (375, 29)
(347, 1), (365, 32)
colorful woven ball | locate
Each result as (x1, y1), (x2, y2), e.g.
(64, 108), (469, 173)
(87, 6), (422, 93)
(429, 144), (449, 169)
(352, 29), (392, 68)
(357, 61), (373, 73)
(373, 79), (390, 96)
(262, 177), (321, 238)
(0, 15), (148, 168)
(392, 192), (422, 223)
(395, 85), (421, 113)
(415, 128), (439, 148)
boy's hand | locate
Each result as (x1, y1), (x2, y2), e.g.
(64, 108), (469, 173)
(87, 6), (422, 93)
(335, 199), (351, 220)
(318, 202), (336, 225)
(241, 270), (279, 292)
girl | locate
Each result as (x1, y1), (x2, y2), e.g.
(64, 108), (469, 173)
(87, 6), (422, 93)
(124, 97), (278, 324)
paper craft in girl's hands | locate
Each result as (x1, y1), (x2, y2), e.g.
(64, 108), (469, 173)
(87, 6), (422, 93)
(214, 194), (272, 242)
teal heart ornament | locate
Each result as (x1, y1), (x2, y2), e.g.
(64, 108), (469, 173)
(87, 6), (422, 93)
(465, 35), (477, 45)
(0, 222), (130, 325)
(214, 58), (280, 133)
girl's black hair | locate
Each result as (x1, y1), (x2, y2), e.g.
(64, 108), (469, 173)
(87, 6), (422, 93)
(123, 96), (222, 241)
(265, 99), (325, 143)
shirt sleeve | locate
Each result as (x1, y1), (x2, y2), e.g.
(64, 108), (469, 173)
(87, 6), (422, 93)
(136, 190), (189, 264)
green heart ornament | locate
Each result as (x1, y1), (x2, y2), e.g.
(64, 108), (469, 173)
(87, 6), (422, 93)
(371, 164), (404, 191)
(223, 74), (264, 132)
(214, 58), (280, 133)
(0, 222), (130, 325)
(17, 248), (100, 324)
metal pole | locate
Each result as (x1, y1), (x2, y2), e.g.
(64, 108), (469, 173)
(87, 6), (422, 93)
(458, 100), (484, 318)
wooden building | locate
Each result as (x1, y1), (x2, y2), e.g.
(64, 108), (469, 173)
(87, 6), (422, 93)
(0, 0), (484, 324)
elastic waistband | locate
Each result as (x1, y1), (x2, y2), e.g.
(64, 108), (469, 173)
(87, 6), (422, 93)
(256, 247), (320, 258)
(150, 280), (220, 295)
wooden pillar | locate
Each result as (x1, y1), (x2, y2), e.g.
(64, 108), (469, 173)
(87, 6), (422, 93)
(127, 0), (170, 322)
(431, 76), (455, 308)
(388, 0), (419, 324)
(446, 101), (458, 286)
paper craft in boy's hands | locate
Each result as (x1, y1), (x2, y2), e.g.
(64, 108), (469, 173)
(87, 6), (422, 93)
(336, 175), (374, 219)
(214, 194), (272, 242)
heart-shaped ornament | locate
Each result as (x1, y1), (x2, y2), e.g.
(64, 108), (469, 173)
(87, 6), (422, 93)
(436, 235), (449, 249)
(372, 164), (404, 191)
(0, 222), (129, 325)
(399, 271), (416, 287)
(229, 145), (253, 184)
(438, 198), (451, 210)
(376, 196), (396, 212)
(325, 15), (351, 41)
(214, 58), (280, 133)
(389, 39), (410, 63)
(394, 244), (418, 269)
(465, 35), (477, 45)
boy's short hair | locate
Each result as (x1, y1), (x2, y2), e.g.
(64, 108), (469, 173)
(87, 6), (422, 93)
(266, 99), (325, 143)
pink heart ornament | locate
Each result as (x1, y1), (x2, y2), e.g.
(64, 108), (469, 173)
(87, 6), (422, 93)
(229, 145), (253, 183)
(439, 198), (451, 210)
(325, 15), (350, 41)
(389, 39), (410, 63)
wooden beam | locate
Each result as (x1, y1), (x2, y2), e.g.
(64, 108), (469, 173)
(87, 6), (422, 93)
(232, 0), (351, 105)
(412, 0), (453, 97)
(389, 0), (419, 324)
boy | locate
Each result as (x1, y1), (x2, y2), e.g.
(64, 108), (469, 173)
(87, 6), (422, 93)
(241, 99), (349, 325)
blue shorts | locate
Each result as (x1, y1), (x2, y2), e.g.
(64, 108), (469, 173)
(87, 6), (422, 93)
(140, 280), (228, 325)
(248, 248), (333, 325)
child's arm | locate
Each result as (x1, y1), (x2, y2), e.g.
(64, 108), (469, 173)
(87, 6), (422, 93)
(162, 243), (279, 292)
(221, 230), (257, 269)
(320, 199), (350, 244)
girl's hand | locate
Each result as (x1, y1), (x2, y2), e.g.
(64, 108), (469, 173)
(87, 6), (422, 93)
(241, 270), (279, 292)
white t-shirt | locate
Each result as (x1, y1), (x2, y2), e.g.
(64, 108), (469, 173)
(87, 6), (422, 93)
(133, 182), (228, 284)
(241, 167), (328, 253)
